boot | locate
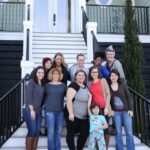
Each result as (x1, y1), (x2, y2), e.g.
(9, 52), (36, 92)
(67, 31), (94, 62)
(32, 137), (39, 150)
(105, 135), (110, 149)
(26, 137), (34, 150)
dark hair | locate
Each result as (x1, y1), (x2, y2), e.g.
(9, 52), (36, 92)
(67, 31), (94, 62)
(74, 69), (87, 83)
(33, 66), (45, 85)
(108, 69), (122, 84)
(88, 66), (102, 81)
(90, 103), (102, 115)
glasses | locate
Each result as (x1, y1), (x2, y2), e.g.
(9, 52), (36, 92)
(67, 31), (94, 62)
(91, 71), (99, 74)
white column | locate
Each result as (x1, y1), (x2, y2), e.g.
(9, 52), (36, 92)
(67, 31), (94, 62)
(75, 0), (86, 33)
(71, 0), (76, 33)
(21, 0), (34, 78)
(86, 22), (97, 63)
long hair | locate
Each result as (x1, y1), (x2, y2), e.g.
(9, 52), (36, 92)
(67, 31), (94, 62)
(74, 69), (87, 84)
(33, 66), (45, 85)
(51, 53), (67, 68)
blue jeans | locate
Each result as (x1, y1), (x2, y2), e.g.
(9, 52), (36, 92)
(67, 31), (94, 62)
(46, 111), (63, 150)
(23, 108), (42, 137)
(114, 111), (135, 150)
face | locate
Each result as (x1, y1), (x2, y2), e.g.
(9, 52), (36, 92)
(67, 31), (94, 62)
(77, 55), (85, 67)
(75, 72), (86, 83)
(110, 72), (119, 83)
(44, 60), (51, 70)
(106, 51), (115, 62)
(94, 57), (102, 66)
(36, 68), (44, 80)
(52, 70), (60, 81)
(92, 106), (100, 115)
(55, 55), (63, 66)
(91, 68), (99, 80)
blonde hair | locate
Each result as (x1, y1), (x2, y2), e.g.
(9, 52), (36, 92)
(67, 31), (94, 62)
(47, 68), (63, 81)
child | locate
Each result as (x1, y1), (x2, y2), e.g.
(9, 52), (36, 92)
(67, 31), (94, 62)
(88, 103), (108, 150)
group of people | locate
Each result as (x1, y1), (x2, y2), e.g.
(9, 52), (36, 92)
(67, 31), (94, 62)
(23, 45), (135, 150)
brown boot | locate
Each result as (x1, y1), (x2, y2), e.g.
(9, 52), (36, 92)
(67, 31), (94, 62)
(32, 137), (39, 150)
(105, 135), (110, 149)
(26, 137), (34, 150)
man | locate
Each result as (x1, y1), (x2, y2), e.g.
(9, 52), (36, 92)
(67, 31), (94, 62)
(69, 53), (89, 82)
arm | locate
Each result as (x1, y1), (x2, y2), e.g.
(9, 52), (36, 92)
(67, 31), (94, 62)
(123, 83), (133, 116)
(95, 120), (108, 131)
(88, 92), (92, 116)
(26, 79), (36, 120)
(101, 78), (111, 115)
(66, 87), (76, 121)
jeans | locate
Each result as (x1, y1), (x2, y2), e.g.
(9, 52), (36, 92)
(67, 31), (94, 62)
(46, 111), (63, 150)
(114, 111), (135, 150)
(23, 108), (42, 137)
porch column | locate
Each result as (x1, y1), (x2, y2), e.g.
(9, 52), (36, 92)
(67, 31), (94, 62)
(21, 0), (34, 78)
(76, 0), (86, 33)
(86, 22), (97, 62)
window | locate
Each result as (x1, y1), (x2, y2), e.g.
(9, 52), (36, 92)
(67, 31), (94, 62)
(95, 0), (112, 5)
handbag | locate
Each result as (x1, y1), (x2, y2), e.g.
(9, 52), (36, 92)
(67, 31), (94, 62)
(113, 96), (124, 111)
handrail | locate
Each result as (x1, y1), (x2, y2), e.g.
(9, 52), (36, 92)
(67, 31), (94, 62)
(0, 74), (29, 147)
(129, 87), (150, 147)
(81, 7), (89, 45)
(86, 4), (149, 34)
(91, 31), (102, 56)
(0, 74), (29, 101)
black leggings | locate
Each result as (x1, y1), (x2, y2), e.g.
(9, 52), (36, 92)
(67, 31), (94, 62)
(66, 117), (89, 150)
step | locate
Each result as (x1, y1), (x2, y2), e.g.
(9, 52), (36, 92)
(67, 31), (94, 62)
(32, 45), (87, 49)
(32, 49), (87, 53)
(33, 33), (83, 38)
(32, 41), (85, 45)
(33, 37), (85, 41)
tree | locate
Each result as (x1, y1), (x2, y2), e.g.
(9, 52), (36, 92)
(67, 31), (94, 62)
(123, 0), (144, 94)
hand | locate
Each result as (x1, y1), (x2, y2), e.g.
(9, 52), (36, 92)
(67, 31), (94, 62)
(30, 110), (36, 120)
(111, 111), (114, 116)
(128, 111), (133, 117)
(69, 113), (74, 121)
(104, 107), (108, 115)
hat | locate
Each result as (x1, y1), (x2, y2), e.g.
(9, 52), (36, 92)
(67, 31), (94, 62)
(42, 57), (51, 66)
(94, 51), (105, 59)
(105, 45), (115, 52)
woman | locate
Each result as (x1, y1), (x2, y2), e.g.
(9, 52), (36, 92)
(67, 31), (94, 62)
(65, 70), (91, 150)
(109, 69), (135, 150)
(103, 45), (125, 80)
(44, 68), (66, 150)
(50, 53), (70, 85)
(23, 66), (45, 150)
(92, 52), (110, 79)
(88, 66), (111, 149)
(28, 57), (52, 82)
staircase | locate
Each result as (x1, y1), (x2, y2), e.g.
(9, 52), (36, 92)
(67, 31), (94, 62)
(1, 122), (149, 150)
(32, 32), (88, 67)
(1, 33), (150, 149)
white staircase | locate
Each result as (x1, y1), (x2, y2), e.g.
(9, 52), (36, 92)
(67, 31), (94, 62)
(32, 32), (88, 67)
(1, 122), (149, 150)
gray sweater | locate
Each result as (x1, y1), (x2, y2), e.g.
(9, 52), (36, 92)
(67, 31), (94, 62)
(25, 79), (45, 113)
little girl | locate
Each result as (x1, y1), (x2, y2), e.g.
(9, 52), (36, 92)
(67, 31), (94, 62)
(88, 103), (108, 150)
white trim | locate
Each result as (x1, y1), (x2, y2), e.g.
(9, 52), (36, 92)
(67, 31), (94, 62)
(96, 34), (150, 43)
(95, 0), (112, 5)
(0, 32), (23, 41)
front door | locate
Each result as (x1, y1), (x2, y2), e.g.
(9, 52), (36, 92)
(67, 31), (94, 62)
(34, 0), (69, 32)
